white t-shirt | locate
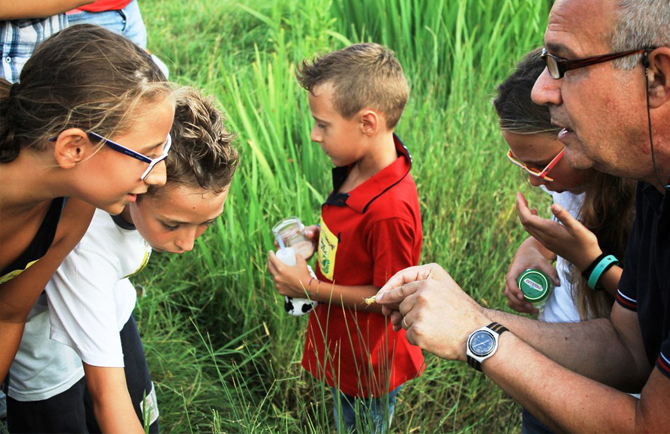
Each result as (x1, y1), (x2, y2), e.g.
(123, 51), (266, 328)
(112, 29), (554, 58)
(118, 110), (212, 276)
(9, 210), (149, 401)
(8, 294), (84, 402)
(47, 209), (151, 367)
(538, 188), (585, 323)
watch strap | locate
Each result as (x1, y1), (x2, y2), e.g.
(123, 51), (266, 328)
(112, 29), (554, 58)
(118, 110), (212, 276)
(467, 354), (484, 371)
(488, 321), (508, 335)
(467, 322), (508, 372)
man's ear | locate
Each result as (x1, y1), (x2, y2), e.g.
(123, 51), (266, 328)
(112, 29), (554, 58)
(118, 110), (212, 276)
(646, 47), (670, 109)
(52, 128), (92, 169)
(359, 109), (380, 136)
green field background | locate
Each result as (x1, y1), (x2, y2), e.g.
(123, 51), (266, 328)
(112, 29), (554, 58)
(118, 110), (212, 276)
(135, 0), (554, 432)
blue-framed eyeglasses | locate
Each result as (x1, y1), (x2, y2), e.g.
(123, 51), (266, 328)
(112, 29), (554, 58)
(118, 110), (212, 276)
(87, 131), (171, 180)
(49, 131), (172, 180)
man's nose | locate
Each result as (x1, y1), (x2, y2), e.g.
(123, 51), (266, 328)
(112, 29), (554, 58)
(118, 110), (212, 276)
(532, 67), (563, 107)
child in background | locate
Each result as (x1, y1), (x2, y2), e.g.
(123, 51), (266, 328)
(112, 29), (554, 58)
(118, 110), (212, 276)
(493, 48), (635, 432)
(268, 43), (423, 433)
(0, 2), (76, 82)
(67, 0), (147, 48)
(0, 23), (172, 386)
(7, 87), (239, 434)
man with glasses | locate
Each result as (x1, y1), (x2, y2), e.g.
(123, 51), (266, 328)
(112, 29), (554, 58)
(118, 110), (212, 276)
(374, 0), (670, 431)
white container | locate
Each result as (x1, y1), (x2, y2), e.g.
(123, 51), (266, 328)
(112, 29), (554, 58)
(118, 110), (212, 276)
(276, 247), (317, 316)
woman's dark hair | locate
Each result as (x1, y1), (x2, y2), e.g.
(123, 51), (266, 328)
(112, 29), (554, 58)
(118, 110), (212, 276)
(0, 24), (171, 163)
(493, 48), (560, 136)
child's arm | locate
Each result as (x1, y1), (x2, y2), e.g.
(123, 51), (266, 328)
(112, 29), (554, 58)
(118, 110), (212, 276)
(0, 198), (93, 381)
(84, 364), (144, 434)
(268, 252), (383, 313)
(0, 1), (95, 20)
(517, 192), (622, 297)
(505, 236), (559, 315)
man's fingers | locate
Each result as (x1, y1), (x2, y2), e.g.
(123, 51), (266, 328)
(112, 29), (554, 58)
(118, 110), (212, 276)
(376, 279), (423, 305)
(389, 310), (403, 329)
(378, 265), (432, 295)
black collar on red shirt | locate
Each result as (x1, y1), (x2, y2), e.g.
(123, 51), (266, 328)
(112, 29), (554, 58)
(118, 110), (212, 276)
(325, 134), (412, 213)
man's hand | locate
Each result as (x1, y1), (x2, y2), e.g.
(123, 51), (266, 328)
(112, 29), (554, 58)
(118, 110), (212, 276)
(376, 265), (489, 362)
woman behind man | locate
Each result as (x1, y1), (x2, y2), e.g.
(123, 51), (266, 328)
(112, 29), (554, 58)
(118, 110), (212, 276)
(493, 48), (636, 432)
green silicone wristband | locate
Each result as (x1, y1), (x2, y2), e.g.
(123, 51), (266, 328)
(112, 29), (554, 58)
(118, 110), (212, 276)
(587, 254), (619, 290)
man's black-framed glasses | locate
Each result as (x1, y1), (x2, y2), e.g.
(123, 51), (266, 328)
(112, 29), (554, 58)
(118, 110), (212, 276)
(541, 47), (649, 79)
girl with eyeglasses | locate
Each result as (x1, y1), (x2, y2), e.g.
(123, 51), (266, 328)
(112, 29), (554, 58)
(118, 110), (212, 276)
(493, 48), (636, 433)
(0, 24), (174, 383)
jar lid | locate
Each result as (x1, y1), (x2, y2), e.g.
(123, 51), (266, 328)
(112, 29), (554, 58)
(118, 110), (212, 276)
(517, 269), (552, 302)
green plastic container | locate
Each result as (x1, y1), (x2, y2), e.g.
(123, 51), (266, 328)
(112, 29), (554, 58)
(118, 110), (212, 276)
(517, 269), (553, 308)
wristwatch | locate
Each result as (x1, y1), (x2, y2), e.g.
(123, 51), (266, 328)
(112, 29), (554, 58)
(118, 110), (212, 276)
(466, 322), (508, 372)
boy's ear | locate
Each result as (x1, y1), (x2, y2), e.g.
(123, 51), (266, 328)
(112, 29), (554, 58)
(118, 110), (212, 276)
(52, 128), (93, 169)
(359, 110), (380, 136)
(646, 47), (670, 109)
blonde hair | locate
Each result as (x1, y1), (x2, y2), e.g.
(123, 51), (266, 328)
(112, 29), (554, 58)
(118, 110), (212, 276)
(0, 24), (171, 163)
(296, 43), (409, 129)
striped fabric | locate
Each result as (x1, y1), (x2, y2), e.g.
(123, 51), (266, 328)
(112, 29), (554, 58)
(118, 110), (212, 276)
(657, 352), (670, 376)
(616, 289), (637, 312)
(0, 15), (68, 83)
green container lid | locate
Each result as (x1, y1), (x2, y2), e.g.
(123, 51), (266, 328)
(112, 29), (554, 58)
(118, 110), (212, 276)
(517, 269), (552, 303)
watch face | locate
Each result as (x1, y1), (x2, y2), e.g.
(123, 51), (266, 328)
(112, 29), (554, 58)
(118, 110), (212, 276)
(469, 330), (495, 357)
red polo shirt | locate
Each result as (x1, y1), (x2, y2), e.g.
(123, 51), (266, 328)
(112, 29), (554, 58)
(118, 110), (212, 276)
(301, 135), (424, 398)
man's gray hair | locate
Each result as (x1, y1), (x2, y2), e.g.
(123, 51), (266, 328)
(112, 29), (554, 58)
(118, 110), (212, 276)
(612, 0), (670, 69)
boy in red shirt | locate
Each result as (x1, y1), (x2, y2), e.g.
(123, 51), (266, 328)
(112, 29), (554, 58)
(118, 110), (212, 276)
(268, 43), (423, 433)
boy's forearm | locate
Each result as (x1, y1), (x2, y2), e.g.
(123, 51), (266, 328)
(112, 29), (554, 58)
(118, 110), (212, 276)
(84, 364), (144, 434)
(308, 280), (382, 313)
(0, 1), (95, 19)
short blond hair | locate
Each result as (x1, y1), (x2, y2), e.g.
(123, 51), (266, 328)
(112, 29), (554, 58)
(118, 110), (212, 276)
(147, 87), (239, 197)
(296, 43), (409, 129)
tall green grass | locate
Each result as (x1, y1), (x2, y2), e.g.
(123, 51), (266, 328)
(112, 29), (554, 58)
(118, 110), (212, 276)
(135, 0), (553, 432)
